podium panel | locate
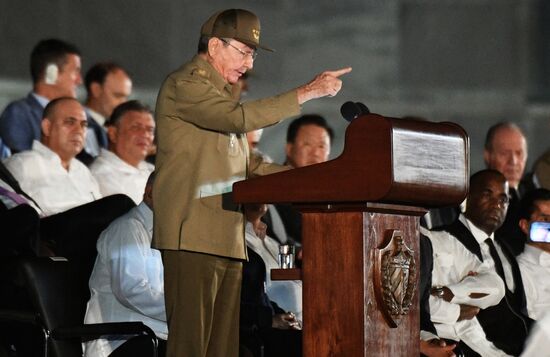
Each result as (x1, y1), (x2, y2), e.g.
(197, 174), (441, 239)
(300, 204), (423, 356)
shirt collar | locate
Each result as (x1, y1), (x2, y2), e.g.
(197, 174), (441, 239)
(87, 107), (106, 127)
(99, 148), (151, 172)
(33, 140), (79, 172)
(31, 92), (50, 108)
(33, 140), (61, 163)
(136, 201), (153, 233)
(459, 213), (494, 244)
(524, 244), (550, 267)
(191, 55), (233, 95)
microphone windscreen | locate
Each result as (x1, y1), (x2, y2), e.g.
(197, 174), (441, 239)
(356, 102), (370, 115)
(340, 101), (360, 122)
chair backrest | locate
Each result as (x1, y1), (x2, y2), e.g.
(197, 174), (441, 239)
(21, 256), (88, 357)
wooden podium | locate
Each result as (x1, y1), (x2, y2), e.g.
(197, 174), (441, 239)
(233, 114), (469, 356)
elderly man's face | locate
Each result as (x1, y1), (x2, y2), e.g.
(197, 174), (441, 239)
(465, 173), (509, 235)
(484, 127), (527, 189)
(109, 110), (155, 167)
(286, 124), (331, 168)
(42, 99), (87, 161)
(209, 38), (254, 84)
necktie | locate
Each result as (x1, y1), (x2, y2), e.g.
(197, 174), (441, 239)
(485, 238), (507, 289)
(0, 186), (28, 205)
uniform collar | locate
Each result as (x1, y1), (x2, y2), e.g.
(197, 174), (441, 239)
(191, 55), (233, 95)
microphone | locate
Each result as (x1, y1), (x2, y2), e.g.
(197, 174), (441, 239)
(340, 101), (370, 122)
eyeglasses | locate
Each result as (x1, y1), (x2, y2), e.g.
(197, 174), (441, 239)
(220, 39), (257, 61)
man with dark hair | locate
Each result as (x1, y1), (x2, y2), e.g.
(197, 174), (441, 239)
(516, 188), (550, 320)
(264, 114), (334, 244)
(81, 62), (133, 162)
(153, 8), (350, 356)
(436, 170), (533, 356)
(0, 38), (82, 153)
(90, 100), (155, 203)
(484, 122), (531, 256)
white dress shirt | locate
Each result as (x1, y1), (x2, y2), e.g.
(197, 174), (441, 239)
(84, 202), (167, 357)
(90, 149), (154, 204)
(521, 312), (550, 356)
(462, 215), (516, 292)
(422, 226), (509, 356)
(517, 244), (550, 320)
(245, 222), (303, 321)
(3, 141), (101, 216)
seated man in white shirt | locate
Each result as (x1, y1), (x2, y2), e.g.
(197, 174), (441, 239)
(3, 97), (135, 292)
(4, 96), (101, 216)
(516, 188), (550, 320)
(90, 100), (155, 204)
(422, 226), (508, 356)
(85, 172), (167, 357)
(432, 170), (534, 356)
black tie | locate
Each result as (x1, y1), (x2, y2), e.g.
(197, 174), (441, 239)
(485, 238), (507, 289)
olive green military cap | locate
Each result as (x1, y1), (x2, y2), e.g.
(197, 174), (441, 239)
(201, 9), (274, 52)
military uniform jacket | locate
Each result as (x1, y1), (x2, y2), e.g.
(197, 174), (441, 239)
(152, 55), (300, 259)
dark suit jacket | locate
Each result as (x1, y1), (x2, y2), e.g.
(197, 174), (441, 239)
(0, 93), (44, 153)
(438, 219), (533, 356)
(419, 234), (437, 336)
(495, 183), (532, 256)
(76, 114), (109, 166)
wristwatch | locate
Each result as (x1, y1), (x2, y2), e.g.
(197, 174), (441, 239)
(431, 286), (445, 298)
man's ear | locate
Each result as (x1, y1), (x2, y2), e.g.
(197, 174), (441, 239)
(90, 82), (103, 98)
(483, 149), (490, 166)
(285, 143), (292, 158)
(208, 37), (221, 57)
(41, 119), (51, 137)
(519, 218), (530, 236)
(107, 126), (118, 144)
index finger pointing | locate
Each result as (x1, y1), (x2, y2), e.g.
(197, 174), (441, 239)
(326, 67), (352, 78)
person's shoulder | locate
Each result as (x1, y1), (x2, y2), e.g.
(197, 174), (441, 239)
(89, 150), (115, 172)
(5, 148), (40, 166)
(99, 206), (143, 240)
(171, 56), (212, 82)
(1, 95), (38, 116)
(518, 245), (545, 265)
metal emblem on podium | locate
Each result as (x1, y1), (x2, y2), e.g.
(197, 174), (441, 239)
(373, 229), (417, 328)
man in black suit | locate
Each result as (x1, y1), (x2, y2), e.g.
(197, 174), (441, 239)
(264, 115), (334, 244)
(484, 122), (533, 256)
(437, 170), (533, 356)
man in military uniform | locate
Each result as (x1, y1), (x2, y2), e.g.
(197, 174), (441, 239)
(153, 8), (351, 356)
